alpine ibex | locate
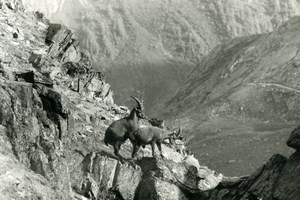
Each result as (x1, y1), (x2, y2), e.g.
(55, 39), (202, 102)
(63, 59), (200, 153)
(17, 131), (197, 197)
(130, 126), (181, 159)
(104, 95), (146, 162)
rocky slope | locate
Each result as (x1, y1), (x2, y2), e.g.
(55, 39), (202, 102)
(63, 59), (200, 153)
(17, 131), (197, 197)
(161, 17), (300, 176)
(20, 0), (300, 113)
(0, 1), (221, 199)
(1, 1), (300, 200)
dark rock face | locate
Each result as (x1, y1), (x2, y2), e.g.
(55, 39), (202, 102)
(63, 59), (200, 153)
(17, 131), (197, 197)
(274, 151), (300, 200)
(287, 126), (300, 150)
(202, 151), (300, 200)
(234, 154), (287, 200)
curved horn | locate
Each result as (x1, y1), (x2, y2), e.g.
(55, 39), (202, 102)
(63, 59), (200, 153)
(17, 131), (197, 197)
(176, 126), (182, 136)
(137, 91), (145, 110)
(130, 96), (143, 110)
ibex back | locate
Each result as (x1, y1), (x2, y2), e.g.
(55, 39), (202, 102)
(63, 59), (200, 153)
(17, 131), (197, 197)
(130, 126), (181, 159)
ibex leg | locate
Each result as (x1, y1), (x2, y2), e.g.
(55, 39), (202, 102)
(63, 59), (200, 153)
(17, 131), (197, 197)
(113, 142), (124, 163)
(156, 142), (164, 158)
(131, 144), (140, 159)
(151, 142), (156, 158)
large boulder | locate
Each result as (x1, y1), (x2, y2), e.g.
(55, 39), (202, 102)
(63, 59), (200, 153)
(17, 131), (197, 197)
(135, 176), (188, 200)
(71, 152), (142, 199)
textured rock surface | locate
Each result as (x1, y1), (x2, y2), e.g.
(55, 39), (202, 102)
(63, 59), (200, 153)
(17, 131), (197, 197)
(0, 1), (115, 199)
(287, 126), (300, 150)
(274, 151), (300, 200)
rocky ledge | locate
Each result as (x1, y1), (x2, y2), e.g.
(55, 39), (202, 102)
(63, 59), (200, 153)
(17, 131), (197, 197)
(0, 0), (300, 200)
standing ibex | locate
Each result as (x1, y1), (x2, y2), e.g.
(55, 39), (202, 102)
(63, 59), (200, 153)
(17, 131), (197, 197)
(104, 95), (146, 162)
(129, 126), (181, 159)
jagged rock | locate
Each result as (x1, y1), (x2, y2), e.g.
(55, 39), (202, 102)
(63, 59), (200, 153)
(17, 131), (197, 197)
(0, 83), (67, 199)
(46, 23), (81, 63)
(45, 23), (70, 45)
(34, 83), (70, 117)
(202, 154), (288, 200)
(62, 40), (81, 63)
(164, 161), (199, 191)
(0, 151), (65, 200)
(15, 70), (53, 87)
(70, 150), (211, 200)
(112, 162), (142, 200)
(234, 154), (287, 199)
(135, 176), (188, 200)
(287, 126), (300, 150)
(71, 152), (142, 199)
(274, 151), (300, 200)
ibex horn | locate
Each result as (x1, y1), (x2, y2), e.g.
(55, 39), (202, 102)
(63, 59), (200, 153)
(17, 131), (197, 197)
(137, 91), (145, 110)
(177, 126), (182, 136)
(130, 96), (143, 110)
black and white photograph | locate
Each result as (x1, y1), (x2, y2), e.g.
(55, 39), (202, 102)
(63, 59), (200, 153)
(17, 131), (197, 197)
(0, 0), (299, 199)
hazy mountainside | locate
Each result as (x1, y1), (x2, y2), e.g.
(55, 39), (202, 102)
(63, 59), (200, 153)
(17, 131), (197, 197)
(161, 16), (300, 176)
(21, 0), (300, 112)
(1, 1), (300, 199)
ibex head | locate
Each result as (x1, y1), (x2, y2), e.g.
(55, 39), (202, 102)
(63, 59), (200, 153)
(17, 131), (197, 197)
(130, 95), (147, 119)
(167, 126), (185, 144)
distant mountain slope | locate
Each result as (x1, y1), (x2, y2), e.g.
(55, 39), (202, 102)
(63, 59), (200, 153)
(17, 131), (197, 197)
(164, 16), (300, 120)
(161, 17), (300, 176)
(21, 0), (300, 112)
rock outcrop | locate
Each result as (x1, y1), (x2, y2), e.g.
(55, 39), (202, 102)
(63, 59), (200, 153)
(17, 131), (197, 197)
(201, 126), (300, 200)
(287, 126), (300, 150)
(0, 1), (115, 199)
